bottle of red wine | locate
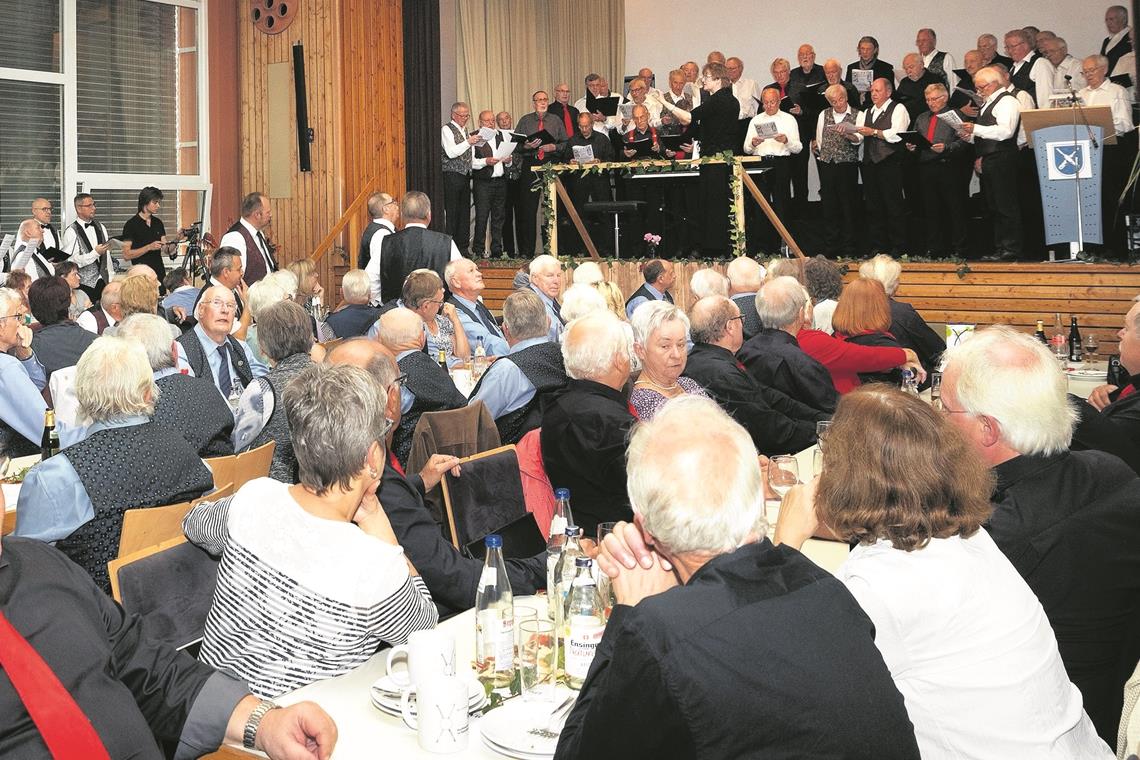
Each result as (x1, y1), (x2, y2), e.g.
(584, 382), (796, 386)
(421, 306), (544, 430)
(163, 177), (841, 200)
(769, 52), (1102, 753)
(1068, 317), (1082, 362)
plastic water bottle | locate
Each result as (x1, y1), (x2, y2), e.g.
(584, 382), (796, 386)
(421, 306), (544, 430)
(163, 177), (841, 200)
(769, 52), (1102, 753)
(565, 557), (606, 690)
(551, 526), (584, 635)
(475, 534), (515, 695)
(472, 336), (488, 379)
(901, 369), (919, 396)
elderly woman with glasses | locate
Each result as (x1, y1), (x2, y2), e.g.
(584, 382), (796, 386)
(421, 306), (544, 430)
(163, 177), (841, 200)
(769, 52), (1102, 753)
(776, 386), (1111, 758)
(183, 361), (438, 698)
(0, 287), (49, 457)
(402, 268), (470, 368)
(629, 301), (708, 419)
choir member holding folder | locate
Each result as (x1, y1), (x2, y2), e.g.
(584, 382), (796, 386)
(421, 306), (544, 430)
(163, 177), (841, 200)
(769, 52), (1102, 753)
(904, 84), (970, 258)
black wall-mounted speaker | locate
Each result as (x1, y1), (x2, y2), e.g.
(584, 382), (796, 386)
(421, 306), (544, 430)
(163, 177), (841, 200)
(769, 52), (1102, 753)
(293, 42), (313, 172)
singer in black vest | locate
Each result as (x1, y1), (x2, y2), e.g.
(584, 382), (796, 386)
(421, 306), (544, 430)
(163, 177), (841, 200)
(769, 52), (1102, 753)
(857, 80), (909, 256)
(966, 70), (1023, 260)
(379, 192), (455, 305)
(359, 191), (398, 273)
(1102, 6), (1133, 74)
(441, 103), (475, 256)
(217, 192), (278, 286)
(61, 193), (112, 302)
(1006, 31), (1041, 106)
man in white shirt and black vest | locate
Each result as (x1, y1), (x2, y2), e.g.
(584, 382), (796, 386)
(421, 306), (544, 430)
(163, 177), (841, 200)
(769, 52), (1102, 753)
(1103, 5), (1133, 74)
(856, 78), (911, 256)
(441, 102), (480, 257)
(218, 192), (277, 286)
(916, 28), (956, 90)
(378, 192), (461, 305)
(361, 191), (399, 304)
(60, 193), (112, 302)
(28, 197), (60, 253)
(471, 111), (513, 259)
(1005, 29), (1049, 106)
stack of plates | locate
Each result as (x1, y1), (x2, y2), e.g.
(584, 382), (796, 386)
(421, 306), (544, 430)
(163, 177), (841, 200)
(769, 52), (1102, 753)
(368, 676), (487, 719)
(480, 701), (564, 759)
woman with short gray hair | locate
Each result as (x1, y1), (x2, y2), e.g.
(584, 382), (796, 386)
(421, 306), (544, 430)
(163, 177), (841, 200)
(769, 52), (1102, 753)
(629, 300), (707, 419)
(183, 362), (437, 698)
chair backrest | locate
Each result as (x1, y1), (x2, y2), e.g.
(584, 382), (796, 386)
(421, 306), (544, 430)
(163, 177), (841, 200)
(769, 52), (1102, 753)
(203, 454), (236, 492)
(233, 441), (275, 489)
(116, 482), (234, 558)
(441, 445), (529, 549)
(48, 365), (81, 427)
(516, 428), (556, 539)
(108, 536), (220, 650)
(408, 402), (501, 528)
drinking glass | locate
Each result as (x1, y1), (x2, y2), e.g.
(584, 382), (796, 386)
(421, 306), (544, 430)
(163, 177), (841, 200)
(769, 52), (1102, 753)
(1083, 335), (1099, 363)
(519, 620), (557, 702)
(514, 606), (538, 656)
(929, 372), (943, 411)
(815, 420), (832, 450)
(766, 455), (800, 528)
(596, 522), (618, 619)
(812, 448), (824, 478)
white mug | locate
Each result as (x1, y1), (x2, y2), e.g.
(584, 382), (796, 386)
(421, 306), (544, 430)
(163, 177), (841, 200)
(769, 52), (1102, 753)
(386, 628), (456, 690)
(400, 675), (470, 753)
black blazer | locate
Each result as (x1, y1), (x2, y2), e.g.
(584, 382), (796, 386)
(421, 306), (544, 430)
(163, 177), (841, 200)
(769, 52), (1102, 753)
(379, 226), (453, 304)
(845, 59), (895, 108)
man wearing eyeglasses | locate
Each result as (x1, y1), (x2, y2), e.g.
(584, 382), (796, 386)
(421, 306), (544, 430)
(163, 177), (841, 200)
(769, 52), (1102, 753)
(177, 285), (268, 401)
(0, 288), (49, 457)
(27, 198), (60, 253)
(361, 191), (399, 303)
(191, 247), (250, 336)
(60, 193), (113, 302)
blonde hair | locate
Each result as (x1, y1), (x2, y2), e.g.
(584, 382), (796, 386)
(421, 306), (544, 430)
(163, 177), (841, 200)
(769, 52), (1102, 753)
(288, 259), (319, 295)
(76, 336), (158, 421)
(119, 275), (159, 318)
(596, 280), (627, 321)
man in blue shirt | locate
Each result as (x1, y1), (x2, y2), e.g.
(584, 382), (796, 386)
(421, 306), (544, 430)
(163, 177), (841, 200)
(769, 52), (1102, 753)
(527, 254), (566, 341)
(625, 258), (675, 319)
(177, 285), (268, 403)
(445, 257), (509, 356)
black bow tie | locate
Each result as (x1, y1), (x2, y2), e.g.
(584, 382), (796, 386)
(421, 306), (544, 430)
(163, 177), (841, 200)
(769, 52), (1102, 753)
(39, 224), (49, 230)
(84, 222), (95, 229)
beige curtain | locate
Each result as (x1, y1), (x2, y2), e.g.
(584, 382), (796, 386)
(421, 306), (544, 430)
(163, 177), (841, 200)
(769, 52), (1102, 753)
(456, 0), (625, 126)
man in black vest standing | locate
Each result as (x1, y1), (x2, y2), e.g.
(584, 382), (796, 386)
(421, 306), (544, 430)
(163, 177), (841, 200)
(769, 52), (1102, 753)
(379, 192), (460, 305)
(29, 197), (60, 254)
(60, 193), (112, 302)
(856, 78), (911, 256)
(916, 28), (956, 90)
(1102, 5), (1133, 74)
(361, 191), (399, 304)
(624, 258), (675, 319)
(218, 192), (277, 286)
(1004, 29), (1047, 106)
(441, 102), (479, 256)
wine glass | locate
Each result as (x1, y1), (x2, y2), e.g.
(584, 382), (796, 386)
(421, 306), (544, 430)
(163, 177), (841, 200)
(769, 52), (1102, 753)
(812, 448), (824, 478)
(1083, 334), (1099, 363)
(766, 455), (800, 528)
(815, 420), (832, 451)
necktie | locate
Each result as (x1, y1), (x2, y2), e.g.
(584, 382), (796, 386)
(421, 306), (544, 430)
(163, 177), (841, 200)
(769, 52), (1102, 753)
(216, 344), (233, 395)
(0, 611), (112, 759)
(256, 231), (275, 271)
(476, 301), (501, 335)
(562, 104), (573, 137)
(551, 298), (564, 324)
(495, 133), (502, 147)
(926, 114), (938, 143)
(1120, 384), (1136, 400)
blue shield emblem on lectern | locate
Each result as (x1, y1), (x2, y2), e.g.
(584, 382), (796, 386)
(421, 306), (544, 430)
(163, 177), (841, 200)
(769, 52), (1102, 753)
(1051, 144), (1084, 176)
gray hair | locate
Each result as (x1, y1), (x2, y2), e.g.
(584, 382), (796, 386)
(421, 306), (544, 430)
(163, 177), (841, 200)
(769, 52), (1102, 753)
(630, 300), (690, 347)
(943, 325), (1078, 456)
(560, 282), (607, 322)
(247, 277), (292, 321)
(116, 313), (176, 370)
(1083, 54), (1110, 74)
(858, 253), (902, 296)
(257, 300), (314, 362)
(341, 269), (371, 303)
(502, 289), (550, 341)
(572, 261), (605, 285)
(689, 268), (729, 299)
(529, 254), (560, 276)
(284, 362), (389, 496)
(689, 295), (738, 345)
(100, 281), (122, 308)
(756, 276), (809, 330)
(400, 191), (431, 222)
(210, 247), (241, 279)
(76, 336), (158, 422)
(627, 395), (766, 554)
(562, 310), (630, 381)
(377, 307), (424, 351)
(0, 287), (22, 317)
(266, 269), (299, 297)
(366, 191), (394, 218)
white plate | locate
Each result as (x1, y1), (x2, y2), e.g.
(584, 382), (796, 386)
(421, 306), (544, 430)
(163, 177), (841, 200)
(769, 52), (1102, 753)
(481, 735), (554, 760)
(1066, 368), (1105, 377)
(370, 676), (484, 704)
(369, 688), (487, 717)
(480, 700), (563, 756)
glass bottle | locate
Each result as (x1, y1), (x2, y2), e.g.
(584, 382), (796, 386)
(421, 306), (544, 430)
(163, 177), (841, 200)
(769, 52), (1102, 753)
(551, 526), (584, 633)
(565, 556), (606, 690)
(40, 409), (59, 460)
(475, 534), (515, 694)
(472, 336), (488, 379)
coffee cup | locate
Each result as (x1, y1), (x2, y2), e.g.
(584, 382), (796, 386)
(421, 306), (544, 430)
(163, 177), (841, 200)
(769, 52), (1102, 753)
(400, 675), (470, 753)
(386, 628), (456, 690)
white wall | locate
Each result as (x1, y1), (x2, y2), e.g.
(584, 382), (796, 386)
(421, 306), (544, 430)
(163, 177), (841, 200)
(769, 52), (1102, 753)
(625, 1), (1108, 84)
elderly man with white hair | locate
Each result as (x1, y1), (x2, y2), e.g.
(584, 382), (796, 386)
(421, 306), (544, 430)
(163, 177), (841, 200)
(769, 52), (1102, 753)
(176, 284), (268, 405)
(325, 269), (380, 339)
(555, 396), (919, 759)
(725, 256), (764, 339)
(540, 311), (636, 535)
(559, 282), (607, 323)
(571, 260), (605, 286)
(859, 254), (944, 373)
(940, 325), (1140, 745)
(77, 278), (122, 335)
(445, 257), (509, 356)
(0, 287), (49, 457)
(527, 254), (566, 341)
(688, 267), (728, 300)
(15, 336), (214, 590)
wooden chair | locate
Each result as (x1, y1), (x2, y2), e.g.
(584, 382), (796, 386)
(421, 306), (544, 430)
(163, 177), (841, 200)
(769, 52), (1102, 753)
(108, 536), (220, 650)
(117, 483), (234, 559)
(233, 441), (275, 489)
(408, 402), (501, 530)
(441, 445), (531, 550)
(203, 454), (236, 491)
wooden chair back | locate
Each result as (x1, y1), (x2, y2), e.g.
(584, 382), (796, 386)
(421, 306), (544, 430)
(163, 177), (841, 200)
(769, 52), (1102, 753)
(441, 445), (528, 549)
(233, 441), (276, 489)
(203, 454), (236, 491)
(117, 482), (234, 559)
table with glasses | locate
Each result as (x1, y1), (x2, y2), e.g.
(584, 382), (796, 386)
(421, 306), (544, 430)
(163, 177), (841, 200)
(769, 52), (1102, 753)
(1063, 360), (1110, 400)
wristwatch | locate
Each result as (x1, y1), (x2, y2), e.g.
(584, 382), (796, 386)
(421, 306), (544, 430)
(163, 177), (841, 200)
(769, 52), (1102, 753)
(243, 699), (280, 749)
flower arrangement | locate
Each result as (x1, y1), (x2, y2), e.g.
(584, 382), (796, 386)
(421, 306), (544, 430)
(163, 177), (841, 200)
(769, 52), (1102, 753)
(643, 232), (662, 255)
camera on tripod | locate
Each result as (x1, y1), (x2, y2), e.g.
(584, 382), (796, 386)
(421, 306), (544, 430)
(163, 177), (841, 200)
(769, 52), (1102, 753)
(176, 221), (208, 280)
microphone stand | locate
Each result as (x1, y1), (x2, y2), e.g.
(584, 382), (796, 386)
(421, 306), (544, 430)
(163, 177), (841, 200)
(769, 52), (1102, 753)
(1064, 75), (1092, 262)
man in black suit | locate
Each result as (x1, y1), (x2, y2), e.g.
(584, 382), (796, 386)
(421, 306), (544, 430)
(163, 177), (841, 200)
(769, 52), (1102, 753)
(378, 191), (460, 304)
(845, 35), (894, 110)
(788, 44), (826, 218)
(907, 84), (970, 258)
(1102, 5), (1133, 74)
(977, 33), (1014, 70)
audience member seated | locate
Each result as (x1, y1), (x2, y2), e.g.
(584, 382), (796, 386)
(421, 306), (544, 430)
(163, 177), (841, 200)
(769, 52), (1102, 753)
(327, 338), (545, 617)
(738, 276), (838, 414)
(562, 397), (920, 759)
(0, 534), (337, 758)
(571, 261), (606, 286)
(117, 272), (178, 338)
(803, 255), (843, 334)
(685, 295), (821, 455)
(1088, 296), (1140, 453)
(559, 282), (608, 322)
(779, 385), (1114, 758)
(245, 276), (293, 367)
(192, 248), (250, 335)
(177, 285), (269, 403)
(57, 261), (92, 320)
(28, 276), (95, 377)
(116, 313), (234, 458)
(403, 269), (470, 368)
(184, 362), (438, 698)
(287, 259), (325, 323)
(725, 256), (764, 339)
(629, 301), (708, 419)
(77, 279), (122, 335)
(3, 271), (31, 304)
(445, 257), (509, 356)
(16, 336), (213, 591)
(325, 269), (380, 339)
(832, 277), (906, 385)
(942, 326), (1140, 746)
(375, 307), (466, 468)
(528, 254), (567, 341)
(161, 267), (199, 316)
(232, 300), (316, 482)
(766, 256), (804, 281)
(597, 280), (628, 321)
(0, 287), (48, 457)
(541, 311), (636, 535)
(688, 267), (728, 300)
(860, 254), (945, 374)
(468, 290), (567, 443)
(624, 258), (675, 319)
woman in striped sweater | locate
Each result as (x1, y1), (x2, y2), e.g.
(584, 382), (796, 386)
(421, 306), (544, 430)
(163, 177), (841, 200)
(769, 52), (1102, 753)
(184, 362), (438, 698)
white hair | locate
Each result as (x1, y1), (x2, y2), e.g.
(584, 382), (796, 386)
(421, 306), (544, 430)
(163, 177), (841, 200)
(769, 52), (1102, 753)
(755, 276), (810, 329)
(944, 325), (1078, 456)
(266, 269), (299, 297)
(76, 336), (158, 422)
(630, 300), (690, 347)
(725, 256), (764, 292)
(572, 261), (605, 285)
(858, 254), (902, 296)
(562, 310), (630, 381)
(0, 287), (22, 317)
(116, 313), (176, 370)
(689, 268), (729, 300)
(627, 395), (766, 554)
(529, 254), (560, 275)
(340, 269), (371, 303)
(560, 282), (607, 322)
(247, 277), (292, 321)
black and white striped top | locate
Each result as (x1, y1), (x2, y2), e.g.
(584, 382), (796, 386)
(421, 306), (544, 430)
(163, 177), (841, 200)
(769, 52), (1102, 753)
(183, 477), (438, 698)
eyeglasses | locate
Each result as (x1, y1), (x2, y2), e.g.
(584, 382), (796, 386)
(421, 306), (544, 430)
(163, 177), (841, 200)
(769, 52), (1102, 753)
(380, 417), (395, 438)
(205, 298), (237, 312)
(392, 372), (408, 389)
(0, 313), (32, 326)
(728, 315), (746, 324)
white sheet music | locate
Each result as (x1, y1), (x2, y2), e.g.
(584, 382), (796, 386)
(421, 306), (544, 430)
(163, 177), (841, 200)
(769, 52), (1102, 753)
(572, 145), (595, 163)
(852, 69), (874, 93)
(9, 243), (33, 273)
(0, 235), (13, 271)
(937, 110), (965, 130)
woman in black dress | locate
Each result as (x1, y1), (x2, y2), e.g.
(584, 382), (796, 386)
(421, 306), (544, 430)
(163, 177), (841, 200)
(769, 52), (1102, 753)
(120, 186), (181, 281)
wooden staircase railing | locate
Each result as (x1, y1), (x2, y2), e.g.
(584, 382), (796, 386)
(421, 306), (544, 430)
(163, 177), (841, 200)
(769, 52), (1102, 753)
(310, 174), (383, 267)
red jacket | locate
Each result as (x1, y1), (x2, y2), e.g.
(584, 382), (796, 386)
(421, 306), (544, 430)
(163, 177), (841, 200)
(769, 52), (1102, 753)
(797, 328), (906, 394)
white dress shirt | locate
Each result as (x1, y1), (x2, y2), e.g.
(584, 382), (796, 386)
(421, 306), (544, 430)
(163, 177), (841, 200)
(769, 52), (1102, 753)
(364, 218), (395, 304)
(1048, 55), (1086, 100)
(218, 217), (273, 275)
(1026, 56), (1056, 109)
(924, 50), (958, 90)
(1080, 80), (1136, 135)
(1114, 51), (1136, 99)
(440, 119), (473, 160)
(743, 110), (802, 156)
(1009, 86), (1035, 146)
(60, 219), (109, 267)
(855, 99), (910, 143)
(471, 131), (516, 178)
(76, 307), (117, 334)
(815, 107), (864, 147)
(971, 88), (1023, 145)
(1105, 27), (1132, 72)
(732, 77), (761, 118)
